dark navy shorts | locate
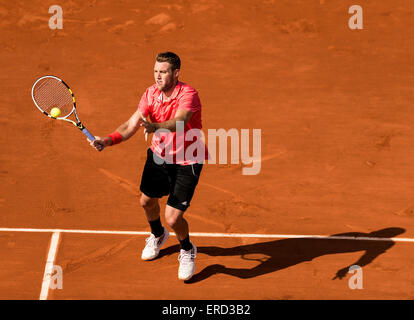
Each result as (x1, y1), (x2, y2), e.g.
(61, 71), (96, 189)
(140, 148), (203, 212)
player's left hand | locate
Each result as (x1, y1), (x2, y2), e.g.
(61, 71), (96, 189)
(140, 118), (156, 134)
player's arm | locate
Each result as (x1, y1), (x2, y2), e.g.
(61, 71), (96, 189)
(141, 108), (193, 134)
(113, 109), (146, 140)
(89, 109), (146, 151)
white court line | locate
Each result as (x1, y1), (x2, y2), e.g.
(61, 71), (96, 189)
(39, 232), (60, 300)
(1, 227), (414, 243)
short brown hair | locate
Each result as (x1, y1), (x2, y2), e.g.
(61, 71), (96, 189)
(156, 52), (181, 71)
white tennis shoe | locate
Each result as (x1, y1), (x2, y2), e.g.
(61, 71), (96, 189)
(141, 228), (170, 260)
(178, 242), (197, 281)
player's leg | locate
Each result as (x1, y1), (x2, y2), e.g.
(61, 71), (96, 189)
(164, 205), (190, 243)
(166, 163), (203, 280)
(165, 162), (203, 243)
(165, 205), (197, 281)
(139, 148), (171, 260)
(140, 193), (163, 236)
(140, 194), (170, 261)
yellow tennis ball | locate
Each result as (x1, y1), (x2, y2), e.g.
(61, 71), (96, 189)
(50, 107), (61, 118)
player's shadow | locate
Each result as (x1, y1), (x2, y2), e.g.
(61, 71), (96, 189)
(167, 227), (404, 283)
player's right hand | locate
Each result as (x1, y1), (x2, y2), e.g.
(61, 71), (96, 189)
(88, 136), (107, 151)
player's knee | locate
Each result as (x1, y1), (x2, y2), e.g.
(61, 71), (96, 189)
(165, 215), (178, 229)
(140, 195), (157, 210)
(165, 212), (183, 229)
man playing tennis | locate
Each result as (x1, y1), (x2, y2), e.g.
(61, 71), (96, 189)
(90, 52), (207, 281)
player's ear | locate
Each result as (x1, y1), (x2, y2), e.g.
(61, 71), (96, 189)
(174, 68), (180, 79)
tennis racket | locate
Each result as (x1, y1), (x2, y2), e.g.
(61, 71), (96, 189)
(31, 75), (101, 149)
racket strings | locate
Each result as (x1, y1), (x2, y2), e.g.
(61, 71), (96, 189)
(32, 78), (74, 117)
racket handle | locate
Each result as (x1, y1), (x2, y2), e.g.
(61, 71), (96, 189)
(82, 127), (95, 141)
(82, 128), (104, 152)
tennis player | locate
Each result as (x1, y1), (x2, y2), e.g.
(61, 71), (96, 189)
(90, 52), (207, 281)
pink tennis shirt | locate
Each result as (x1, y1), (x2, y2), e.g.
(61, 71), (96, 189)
(138, 81), (208, 165)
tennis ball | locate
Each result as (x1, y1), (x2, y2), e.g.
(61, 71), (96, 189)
(50, 107), (61, 118)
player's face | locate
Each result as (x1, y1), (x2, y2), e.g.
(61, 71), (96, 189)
(154, 61), (178, 92)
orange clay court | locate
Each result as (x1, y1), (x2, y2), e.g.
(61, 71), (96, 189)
(1, 0), (414, 300)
